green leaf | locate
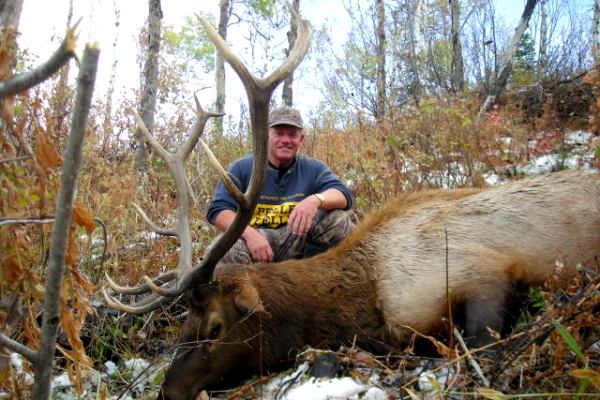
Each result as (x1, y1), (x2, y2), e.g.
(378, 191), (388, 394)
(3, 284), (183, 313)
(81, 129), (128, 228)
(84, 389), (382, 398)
(151, 370), (165, 385)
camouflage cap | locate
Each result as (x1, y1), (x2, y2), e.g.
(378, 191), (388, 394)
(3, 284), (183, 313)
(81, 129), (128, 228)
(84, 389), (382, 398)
(268, 106), (304, 129)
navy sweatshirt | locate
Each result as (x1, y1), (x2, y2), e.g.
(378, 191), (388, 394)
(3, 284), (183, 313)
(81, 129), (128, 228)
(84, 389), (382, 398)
(206, 154), (353, 229)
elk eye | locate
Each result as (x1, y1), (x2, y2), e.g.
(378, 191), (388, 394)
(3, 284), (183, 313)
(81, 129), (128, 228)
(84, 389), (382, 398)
(208, 322), (222, 340)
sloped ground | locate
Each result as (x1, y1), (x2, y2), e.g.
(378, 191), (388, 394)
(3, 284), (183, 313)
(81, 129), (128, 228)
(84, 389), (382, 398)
(5, 129), (599, 399)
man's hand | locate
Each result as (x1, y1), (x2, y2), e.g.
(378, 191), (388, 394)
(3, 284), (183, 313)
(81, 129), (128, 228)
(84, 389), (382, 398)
(288, 195), (321, 235)
(243, 228), (274, 262)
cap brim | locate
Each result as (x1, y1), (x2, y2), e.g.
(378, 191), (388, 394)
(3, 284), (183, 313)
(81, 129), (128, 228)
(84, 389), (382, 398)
(269, 120), (303, 128)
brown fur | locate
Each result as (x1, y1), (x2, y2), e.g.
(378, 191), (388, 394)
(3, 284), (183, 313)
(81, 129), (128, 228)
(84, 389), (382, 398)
(158, 170), (600, 400)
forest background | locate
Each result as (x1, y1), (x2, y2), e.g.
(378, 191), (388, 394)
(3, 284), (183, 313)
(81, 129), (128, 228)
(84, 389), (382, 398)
(0, 0), (599, 398)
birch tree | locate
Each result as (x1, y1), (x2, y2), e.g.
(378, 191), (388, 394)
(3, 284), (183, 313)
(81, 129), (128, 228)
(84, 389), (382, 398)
(215, 0), (231, 135)
(593, 0), (600, 63)
(537, 0), (548, 79)
(450, 0), (465, 92)
(135, 0), (162, 183)
(375, 0), (386, 121)
(282, 0), (300, 106)
(477, 0), (539, 120)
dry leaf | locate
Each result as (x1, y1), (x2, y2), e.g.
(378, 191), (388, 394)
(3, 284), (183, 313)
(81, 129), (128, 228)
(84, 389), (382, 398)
(1, 255), (24, 286)
(65, 228), (79, 266)
(72, 202), (96, 234)
(35, 125), (62, 172)
(571, 369), (600, 389)
(69, 266), (95, 292)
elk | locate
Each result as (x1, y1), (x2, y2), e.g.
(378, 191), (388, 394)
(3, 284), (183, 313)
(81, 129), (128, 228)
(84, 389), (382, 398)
(101, 8), (600, 400)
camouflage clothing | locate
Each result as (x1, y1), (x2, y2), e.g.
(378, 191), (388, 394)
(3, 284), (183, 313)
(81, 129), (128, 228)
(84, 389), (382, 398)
(209, 209), (355, 264)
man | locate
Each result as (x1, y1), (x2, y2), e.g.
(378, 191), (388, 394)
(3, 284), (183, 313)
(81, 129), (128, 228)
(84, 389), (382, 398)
(206, 106), (354, 264)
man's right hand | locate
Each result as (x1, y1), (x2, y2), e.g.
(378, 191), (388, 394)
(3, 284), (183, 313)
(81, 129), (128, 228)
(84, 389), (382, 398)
(243, 227), (274, 263)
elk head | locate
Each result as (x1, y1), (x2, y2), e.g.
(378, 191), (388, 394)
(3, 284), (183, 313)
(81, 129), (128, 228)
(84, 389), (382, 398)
(102, 5), (311, 400)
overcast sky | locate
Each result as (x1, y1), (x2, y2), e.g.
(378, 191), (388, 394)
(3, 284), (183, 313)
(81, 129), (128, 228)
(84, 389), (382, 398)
(19, 0), (356, 120)
(18, 0), (593, 122)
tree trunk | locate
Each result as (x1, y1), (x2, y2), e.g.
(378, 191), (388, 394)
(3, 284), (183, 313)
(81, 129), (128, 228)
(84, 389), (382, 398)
(101, 4), (121, 155)
(0, 0), (24, 384)
(215, 0), (231, 135)
(375, 0), (386, 122)
(407, 0), (423, 105)
(450, 0), (464, 93)
(477, 0), (538, 120)
(537, 0), (548, 80)
(593, 0), (600, 63)
(135, 0), (162, 178)
(282, 0), (300, 106)
(0, 0), (24, 75)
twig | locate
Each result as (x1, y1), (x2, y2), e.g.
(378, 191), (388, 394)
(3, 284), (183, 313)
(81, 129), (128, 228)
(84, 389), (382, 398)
(0, 332), (38, 363)
(453, 327), (490, 387)
(0, 217), (54, 227)
(0, 22), (80, 98)
(93, 218), (108, 269)
(0, 155), (31, 164)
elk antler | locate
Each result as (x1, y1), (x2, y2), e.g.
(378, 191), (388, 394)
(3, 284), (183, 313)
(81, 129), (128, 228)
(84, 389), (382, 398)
(103, 4), (312, 313)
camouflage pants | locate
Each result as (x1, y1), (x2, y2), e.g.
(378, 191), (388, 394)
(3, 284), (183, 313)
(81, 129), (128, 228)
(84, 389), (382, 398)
(209, 209), (355, 264)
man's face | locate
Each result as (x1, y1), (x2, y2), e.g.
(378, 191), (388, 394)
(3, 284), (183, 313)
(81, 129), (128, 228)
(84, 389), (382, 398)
(268, 125), (304, 167)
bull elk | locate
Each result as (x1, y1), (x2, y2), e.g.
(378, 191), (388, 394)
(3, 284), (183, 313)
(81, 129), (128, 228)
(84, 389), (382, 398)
(101, 7), (600, 400)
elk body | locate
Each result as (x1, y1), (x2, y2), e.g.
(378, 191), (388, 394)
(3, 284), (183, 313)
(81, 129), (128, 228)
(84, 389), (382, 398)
(158, 170), (599, 399)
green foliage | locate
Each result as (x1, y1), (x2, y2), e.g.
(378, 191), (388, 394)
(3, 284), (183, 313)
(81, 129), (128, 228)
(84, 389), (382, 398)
(515, 32), (536, 72)
(249, 0), (275, 17)
(513, 31), (536, 86)
(163, 15), (216, 75)
(515, 287), (544, 329)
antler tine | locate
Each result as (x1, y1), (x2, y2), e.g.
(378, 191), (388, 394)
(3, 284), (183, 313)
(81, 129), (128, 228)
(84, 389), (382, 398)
(179, 6), (312, 289)
(101, 287), (172, 314)
(198, 138), (248, 207)
(104, 101), (220, 309)
(104, 271), (177, 295)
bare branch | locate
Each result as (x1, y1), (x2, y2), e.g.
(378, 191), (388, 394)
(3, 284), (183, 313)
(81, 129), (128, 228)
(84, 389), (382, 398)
(0, 217), (54, 227)
(32, 42), (99, 400)
(0, 21), (79, 98)
(0, 155), (31, 164)
(0, 332), (37, 363)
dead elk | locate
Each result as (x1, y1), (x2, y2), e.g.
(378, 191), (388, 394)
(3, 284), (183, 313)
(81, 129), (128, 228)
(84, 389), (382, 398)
(98, 6), (599, 400)
(155, 170), (598, 399)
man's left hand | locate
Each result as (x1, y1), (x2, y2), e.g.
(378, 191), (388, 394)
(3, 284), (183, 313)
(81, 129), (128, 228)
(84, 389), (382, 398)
(287, 195), (320, 235)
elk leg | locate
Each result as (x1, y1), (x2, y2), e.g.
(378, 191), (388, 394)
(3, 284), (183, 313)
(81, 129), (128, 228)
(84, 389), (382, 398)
(463, 278), (516, 349)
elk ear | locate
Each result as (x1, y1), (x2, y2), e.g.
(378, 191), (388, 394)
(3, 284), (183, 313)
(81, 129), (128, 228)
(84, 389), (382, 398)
(234, 283), (270, 318)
